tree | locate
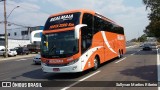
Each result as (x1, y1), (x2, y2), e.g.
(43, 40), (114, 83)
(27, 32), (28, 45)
(131, 38), (138, 42)
(138, 34), (147, 42)
(143, 0), (160, 38)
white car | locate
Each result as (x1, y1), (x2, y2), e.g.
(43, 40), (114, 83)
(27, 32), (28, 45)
(33, 54), (41, 64)
(0, 49), (17, 56)
(0, 46), (5, 50)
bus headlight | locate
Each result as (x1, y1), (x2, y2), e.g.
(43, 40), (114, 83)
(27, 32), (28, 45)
(67, 59), (79, 66)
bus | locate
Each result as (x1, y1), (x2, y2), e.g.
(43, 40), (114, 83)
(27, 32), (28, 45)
(30, 30), (43, 43)
(27, 30), (42, 53)
(41, 9), (126, 73)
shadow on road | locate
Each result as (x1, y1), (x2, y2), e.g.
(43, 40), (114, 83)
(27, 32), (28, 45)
(135, 49), (157, 55)
(22, 68), (94, 80)
(120, 65), (157, 81)
(22, 58), (119, 80)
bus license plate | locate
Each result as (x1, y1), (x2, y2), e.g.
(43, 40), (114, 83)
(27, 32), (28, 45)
(53, 68), (60, 71)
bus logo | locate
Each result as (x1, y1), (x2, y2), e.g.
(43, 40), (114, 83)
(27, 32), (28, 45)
(50, 14), (73, 22)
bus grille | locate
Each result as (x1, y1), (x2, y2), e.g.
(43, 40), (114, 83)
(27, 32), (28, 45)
(46, 64), (68, 67)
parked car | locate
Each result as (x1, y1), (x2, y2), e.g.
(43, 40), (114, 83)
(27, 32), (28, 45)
(33, 54), (41, 64)
(15, 47), (30, 55)
(143, 44), (152, 51)
(0, 48), (17, 57)
(0, 46), (5, 50)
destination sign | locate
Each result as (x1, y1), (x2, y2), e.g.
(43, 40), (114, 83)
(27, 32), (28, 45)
(44, 12), (81, 30)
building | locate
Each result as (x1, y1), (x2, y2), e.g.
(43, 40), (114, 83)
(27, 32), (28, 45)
(0, 26), (43, 49)
(8, 26), (44, 40)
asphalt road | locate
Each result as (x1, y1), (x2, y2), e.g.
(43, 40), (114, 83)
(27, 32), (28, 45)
(0, 46), (159, 90)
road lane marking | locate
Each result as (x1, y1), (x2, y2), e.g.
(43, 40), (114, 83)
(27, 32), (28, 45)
(137, 50), (141, 52)
(16, 59), (27, 61)
(130, 53), (135, 56)
(156, 48), (160, 90)
(126, 45), (137, 49)
(115, 57), (127, 64)
(130, 50), (141, 56)
(61, 70), (101, 90)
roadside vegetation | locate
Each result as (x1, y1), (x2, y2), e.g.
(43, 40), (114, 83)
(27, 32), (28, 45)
(143, 0), (160, 42)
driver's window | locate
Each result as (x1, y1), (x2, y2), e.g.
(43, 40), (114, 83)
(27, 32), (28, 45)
(81, 13), (93, 54)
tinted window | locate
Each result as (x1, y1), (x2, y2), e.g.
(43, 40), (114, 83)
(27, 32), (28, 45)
(82, 13), (93, 28)
(81, 13), (93, 53)
(94, 16), (124, 35)
(14, 32), (17, 36)
(34, 33), (40, 38)
(21, 31), (28, 35)
(10, 49), (15, 51)
(0, 49), (4, 51)
(44, 12), (81, 30)
(41, 30), (79, 58)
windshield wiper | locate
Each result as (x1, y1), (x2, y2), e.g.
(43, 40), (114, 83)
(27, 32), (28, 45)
(48, 45), (56, 55)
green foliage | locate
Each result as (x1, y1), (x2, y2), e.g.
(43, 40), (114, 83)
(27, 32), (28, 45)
(131, 34), (147, 42)
(138, 34), (147, 42)
(131, 38), (138, 42)
(143, 0), (160, 38)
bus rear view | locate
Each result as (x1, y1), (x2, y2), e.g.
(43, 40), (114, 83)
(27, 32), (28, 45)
(41, 9), (126, 73)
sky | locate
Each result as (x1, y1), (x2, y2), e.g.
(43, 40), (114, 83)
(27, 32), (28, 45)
(0, 0), (149, 41)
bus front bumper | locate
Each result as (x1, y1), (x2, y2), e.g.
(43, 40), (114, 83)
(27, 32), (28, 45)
(41, 61), (82, 73)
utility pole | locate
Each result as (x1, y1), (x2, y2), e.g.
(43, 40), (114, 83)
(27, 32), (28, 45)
(4, 0), (8, 57)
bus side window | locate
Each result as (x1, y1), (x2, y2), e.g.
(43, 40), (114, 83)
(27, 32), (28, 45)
(81, 13), (93, 53)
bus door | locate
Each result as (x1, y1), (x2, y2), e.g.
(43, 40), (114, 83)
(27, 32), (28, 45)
(81, 13), (94, 69)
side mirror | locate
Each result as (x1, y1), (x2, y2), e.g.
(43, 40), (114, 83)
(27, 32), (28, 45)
(75, 24), (87, 39)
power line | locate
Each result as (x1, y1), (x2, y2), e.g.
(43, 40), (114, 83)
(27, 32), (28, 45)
(8, 21), (30, 27)
(0, 21), (32, 27)
(6, 1), (50, 14)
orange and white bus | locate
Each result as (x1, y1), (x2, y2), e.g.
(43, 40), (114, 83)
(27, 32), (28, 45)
(41, 9), (126, 73)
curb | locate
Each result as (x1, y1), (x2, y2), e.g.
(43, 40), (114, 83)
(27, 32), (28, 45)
(0, 45), (139, 62)
(0, 54), (37, 62)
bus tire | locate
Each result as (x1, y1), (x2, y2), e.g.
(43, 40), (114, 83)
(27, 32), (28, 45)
(121, 49), (123, 54)
(93, 56), (99, 70)
(118, 50), (122, 59)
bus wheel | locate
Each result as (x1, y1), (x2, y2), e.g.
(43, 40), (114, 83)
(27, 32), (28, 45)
(93, 57), (99, 70)
(118, 50), (122, 59)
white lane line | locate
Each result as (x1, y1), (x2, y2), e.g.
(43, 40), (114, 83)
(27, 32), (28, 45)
(130, 50), (141, 56)
(61, 70), (101, 90)
(137, 50), (141, 52)
(16, 59), (27, 61)
(115, 57), (127, 64)
(130, 53), (135, 56)
(126, 45), (137, 49)
(157, 49), (160, 90)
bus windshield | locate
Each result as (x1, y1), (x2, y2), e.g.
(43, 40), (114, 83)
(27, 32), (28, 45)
(44, 12), (81, 30)
(41, 30), (79, 58)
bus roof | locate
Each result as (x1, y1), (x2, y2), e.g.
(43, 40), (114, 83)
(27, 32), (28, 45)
(49, 9), (95, 18)
(49, 9), (122, 27)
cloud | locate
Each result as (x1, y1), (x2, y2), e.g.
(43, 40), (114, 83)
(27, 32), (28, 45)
(0, 0), (49, 29)
(113, 6), (149, 40)
(12, 12), (49, 26)
(0, 0), (149, 40)
(45, 0), (149, 40)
